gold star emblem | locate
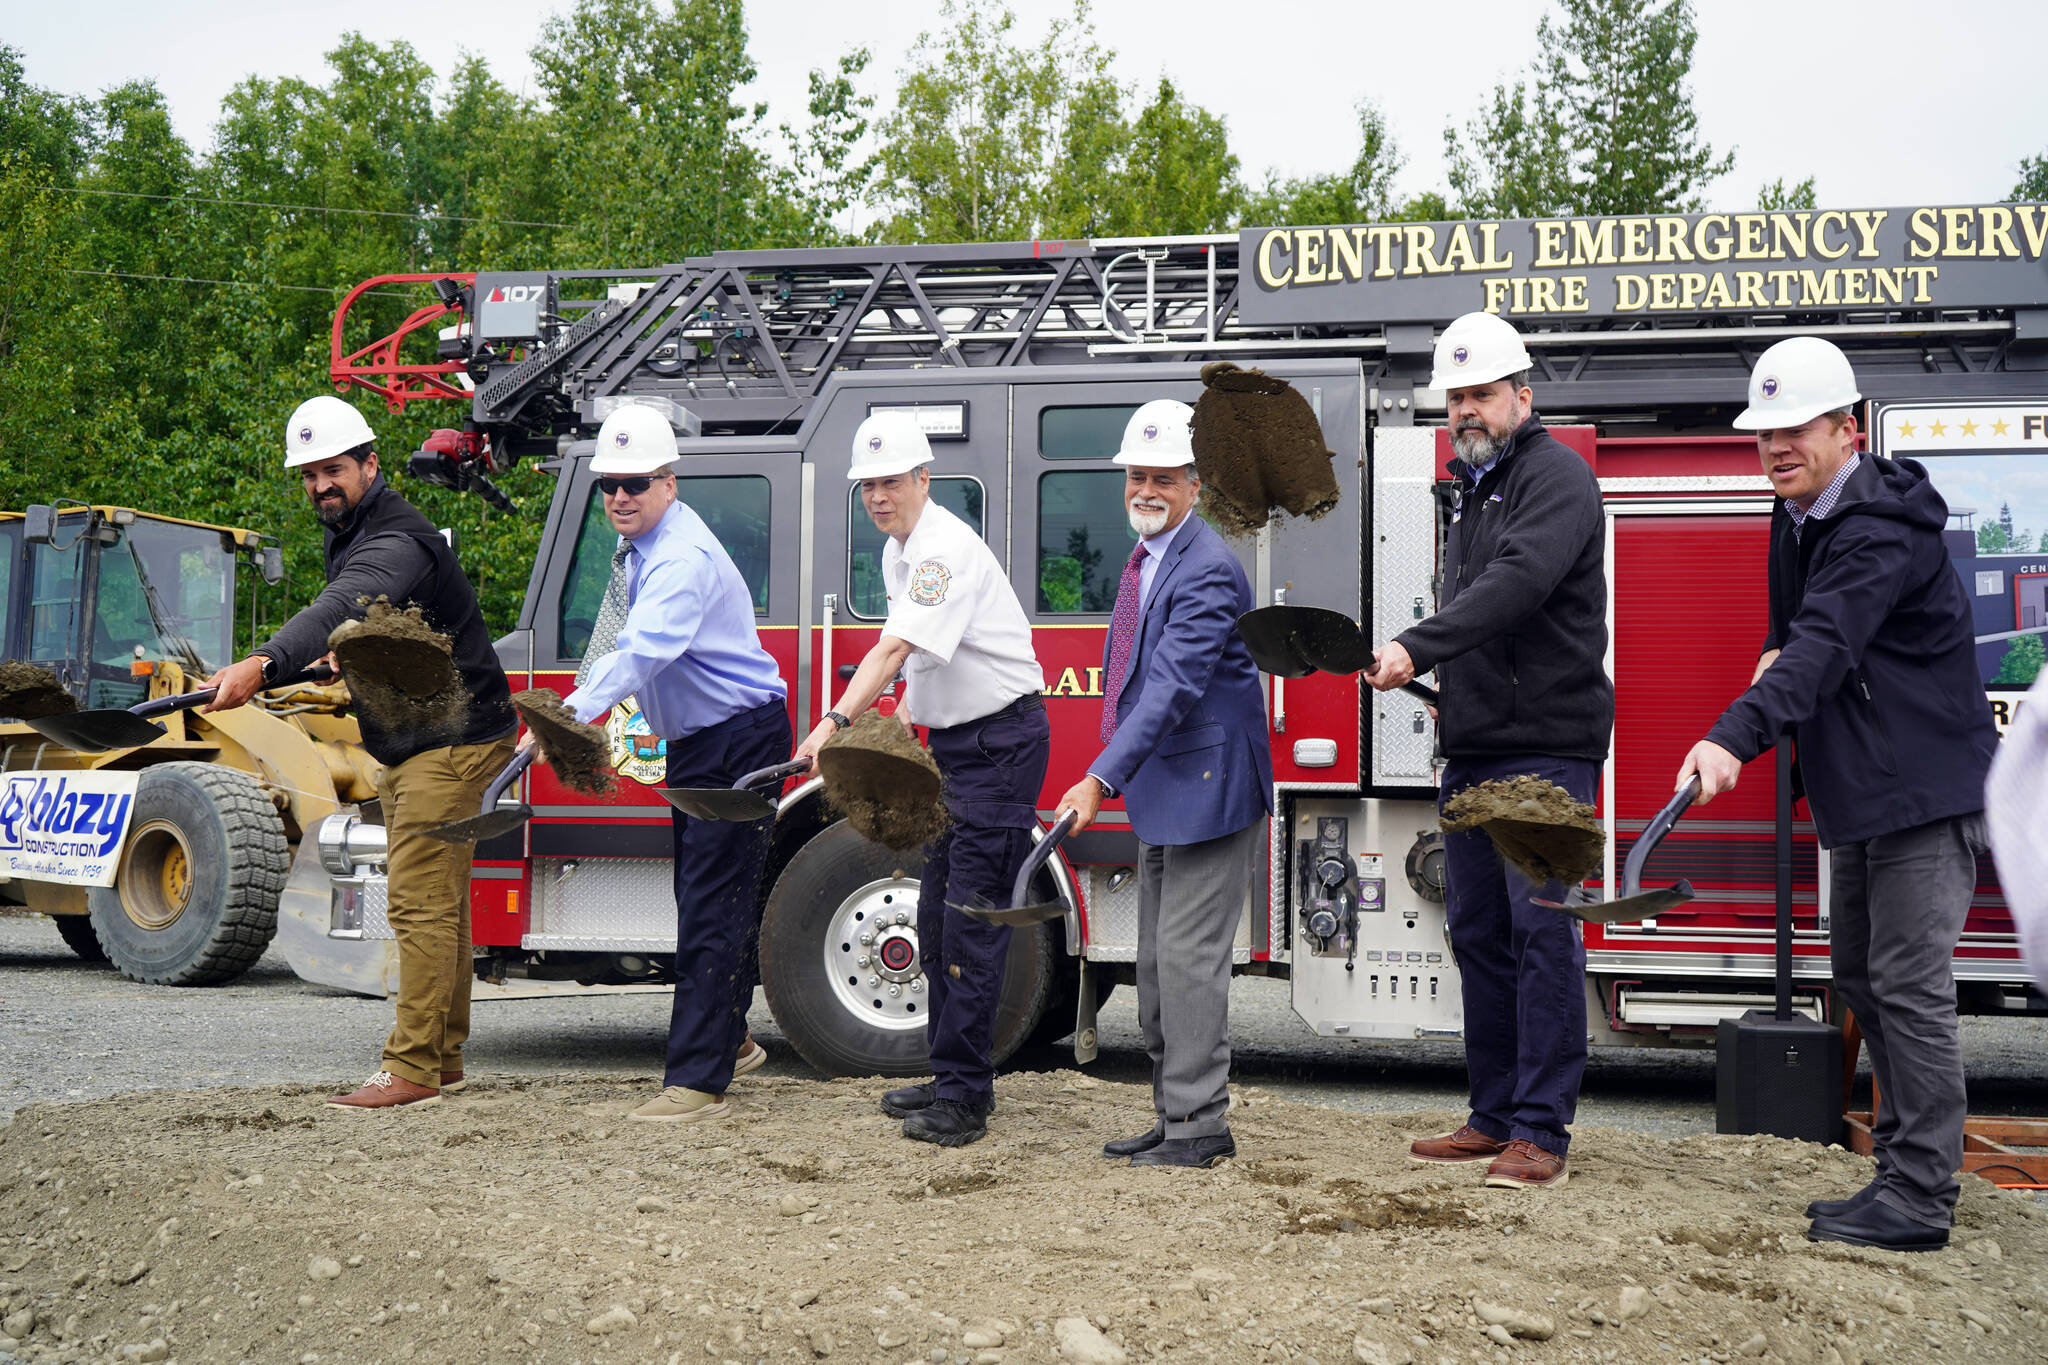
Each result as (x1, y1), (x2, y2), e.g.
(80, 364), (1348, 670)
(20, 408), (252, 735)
(1928, 420), (1948, 437)
(1897, 420), (1918, 437)
(1992, 418), (2011, 436)
(1960, 420), (1979, 437)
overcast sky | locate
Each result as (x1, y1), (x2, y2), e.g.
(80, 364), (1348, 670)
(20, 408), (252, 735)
(13, 1), (2048, 216)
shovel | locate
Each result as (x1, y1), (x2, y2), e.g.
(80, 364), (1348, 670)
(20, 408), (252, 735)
(24, 664), (336, 753)
(955, 810), (1079, 927)
(1236, 605), (1439, 705)
(658, 759), (811, 822)
(1533, 776), (1700, 924)
(421, 748), (538, 844)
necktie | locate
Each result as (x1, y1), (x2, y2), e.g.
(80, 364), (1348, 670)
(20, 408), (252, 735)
(574, 541), (633, 687)
(1099, 542), (1148, 742)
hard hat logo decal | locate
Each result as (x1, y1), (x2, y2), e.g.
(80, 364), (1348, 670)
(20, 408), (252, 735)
(868, 435), (884, 452)
(614, 431), (631, 448)
(297, 426), (314, 444)
(1760, 376), (1780, 399)
(1452, 345), (1469, 366)
(1142, 424), (1159, 442)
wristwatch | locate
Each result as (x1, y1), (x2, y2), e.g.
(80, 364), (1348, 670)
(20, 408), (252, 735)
(825, 710), (852, 731)
(257, 655), (279, 683)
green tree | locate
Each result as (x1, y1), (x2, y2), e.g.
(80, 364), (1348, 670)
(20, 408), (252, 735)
(1046, 76), (1244, 237)
(1758, 176), (1817, 210)
(1992, 633), (2044, 686)
(2011, 153), (2048, 202)
(1247, 101), (1402, 226)
(1447, 0), (1731, 217)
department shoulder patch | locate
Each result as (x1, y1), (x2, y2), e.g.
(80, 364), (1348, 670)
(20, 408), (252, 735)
(908, 559), (952, 606)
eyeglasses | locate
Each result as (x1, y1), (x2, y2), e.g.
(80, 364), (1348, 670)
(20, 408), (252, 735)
(598, 476), (659, 496)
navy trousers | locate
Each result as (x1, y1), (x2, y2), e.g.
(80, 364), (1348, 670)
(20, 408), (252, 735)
(1440, 753), (1600, 1158)
(915, 695), (1051, 1108)
(663, 700), (792, 1094)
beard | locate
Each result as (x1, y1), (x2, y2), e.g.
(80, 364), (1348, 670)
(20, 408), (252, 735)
(1127, 502), (1170, 537)
(1451, 407), (1521, 465)
(314, 492), (351, 525)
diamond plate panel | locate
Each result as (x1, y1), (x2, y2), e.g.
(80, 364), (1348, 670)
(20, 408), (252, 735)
(528, 858), (678, 943)
(1082, 865), (1252, 965)
(1371, 426), (1440, 785)
(331, 877), (393, 941)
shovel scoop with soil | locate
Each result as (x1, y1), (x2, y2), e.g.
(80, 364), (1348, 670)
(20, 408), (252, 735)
(510, 689), (616, 797)
(1440, 775), (1605, 889)
(0, 663), (78, 721)
(1190, 361), (1342, 537)
(816, 710), (947, 853)
(328, 600), (465, 736)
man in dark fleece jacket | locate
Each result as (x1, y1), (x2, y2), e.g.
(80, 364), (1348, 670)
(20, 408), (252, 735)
(1369, 311), (1613, 1191)
(1679, 337), (1996, 1253)
(205, 395), (515, 1112)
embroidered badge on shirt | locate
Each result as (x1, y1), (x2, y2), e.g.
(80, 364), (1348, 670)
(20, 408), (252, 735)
(908, 559), (952, 606)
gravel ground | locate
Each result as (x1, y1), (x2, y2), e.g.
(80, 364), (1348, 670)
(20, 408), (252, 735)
(3, 910), (2044, 1142)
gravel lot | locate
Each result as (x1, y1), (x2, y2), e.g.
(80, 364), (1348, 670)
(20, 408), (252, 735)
(4, 910), (2044, 1141)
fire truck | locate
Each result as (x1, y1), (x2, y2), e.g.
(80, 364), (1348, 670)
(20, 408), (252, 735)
(319, 203), (2046, 1076)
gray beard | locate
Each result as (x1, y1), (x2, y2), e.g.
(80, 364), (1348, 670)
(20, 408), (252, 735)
(1452, 425), (1510, 465)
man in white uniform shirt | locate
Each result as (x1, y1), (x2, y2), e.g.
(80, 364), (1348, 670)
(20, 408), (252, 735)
(794, 411), (1048, 1147)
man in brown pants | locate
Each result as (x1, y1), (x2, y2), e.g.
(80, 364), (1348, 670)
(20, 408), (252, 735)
(205, 395), (515, 1109)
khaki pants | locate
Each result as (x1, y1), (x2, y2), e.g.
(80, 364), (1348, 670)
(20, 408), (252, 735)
(374, 735), (515, 1087)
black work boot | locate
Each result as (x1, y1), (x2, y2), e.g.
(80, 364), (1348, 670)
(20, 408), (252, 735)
(902, 1097), (989, 1147)
(879, 1082), (936, 1119)
(1103, 1122), (1166, 1158)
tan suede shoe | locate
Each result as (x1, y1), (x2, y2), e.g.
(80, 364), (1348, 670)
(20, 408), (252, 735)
(1408, 1124), (1506, 1164)
(325, 1071), (441, 1110)
(731, 1037), (767, 1079)
(628, 1087), (730, 1123)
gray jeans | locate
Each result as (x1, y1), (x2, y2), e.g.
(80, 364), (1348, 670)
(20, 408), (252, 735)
(1831, 811), (1987, 1227)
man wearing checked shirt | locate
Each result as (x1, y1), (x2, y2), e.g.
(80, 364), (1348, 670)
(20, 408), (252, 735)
(536, 403), (790, 1125)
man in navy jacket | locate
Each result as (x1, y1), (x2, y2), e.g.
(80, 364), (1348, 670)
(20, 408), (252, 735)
(1055, 399), (1273, 1169)
(1680, 336), (1997, 1253)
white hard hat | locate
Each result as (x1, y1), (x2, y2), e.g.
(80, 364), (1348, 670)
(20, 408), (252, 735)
(847, 411), (933, 480)
(1733, 336), (1861, 430)
(1429, 311), (1534, 391)
(284, 395), (376, 468)
(590, 404), (679, 475)
(1113, 399), (1196, 468)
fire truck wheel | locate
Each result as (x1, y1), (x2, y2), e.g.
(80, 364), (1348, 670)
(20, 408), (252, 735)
(86, 763), (287, 987)
(759, 819), (1058, 1077)
(52, 913), (108, 963)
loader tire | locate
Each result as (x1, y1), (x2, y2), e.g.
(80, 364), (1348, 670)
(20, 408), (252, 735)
(52, 913), (108, 963)
(88, 762), (286, 986)
(759, 818), (1057, 1078)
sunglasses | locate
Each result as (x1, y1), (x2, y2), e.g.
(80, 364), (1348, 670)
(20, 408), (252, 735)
(598, 475), (661, 496)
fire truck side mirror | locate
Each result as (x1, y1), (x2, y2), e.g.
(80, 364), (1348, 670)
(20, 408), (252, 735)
(22, 505), (55, 546)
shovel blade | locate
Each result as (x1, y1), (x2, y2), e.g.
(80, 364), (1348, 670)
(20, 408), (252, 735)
(951, 898), (1067, 927)
(1233, 607), (1317, 678)
(1534, 880), (1695, 925)
(422, 805), (533, 845)
(22, 709), (170, 753)
(1291, 608), (1372, 675)
(656, 786), (777, 822)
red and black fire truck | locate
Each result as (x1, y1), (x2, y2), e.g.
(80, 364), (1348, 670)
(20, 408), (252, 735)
(315, 204), (2046, 1076)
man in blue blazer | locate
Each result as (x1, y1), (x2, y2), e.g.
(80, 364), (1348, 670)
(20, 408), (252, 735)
(1055, 399), (1274, 1169)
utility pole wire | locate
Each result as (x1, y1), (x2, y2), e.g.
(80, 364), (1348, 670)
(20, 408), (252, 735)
(63, 269), (419, 299)
(51, 185), (570, 230)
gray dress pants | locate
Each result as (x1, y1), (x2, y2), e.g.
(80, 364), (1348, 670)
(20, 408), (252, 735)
(1136, 818), (1264, 1139)
(1830, 811), (1986, 1227)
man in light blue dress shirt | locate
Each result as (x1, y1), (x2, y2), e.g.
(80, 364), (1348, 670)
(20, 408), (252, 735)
(552, 404), (790, 1124)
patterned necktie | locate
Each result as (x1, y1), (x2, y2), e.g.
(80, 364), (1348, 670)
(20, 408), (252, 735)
(1099, 542), (1149, 742)
(574, 541), (633, 686)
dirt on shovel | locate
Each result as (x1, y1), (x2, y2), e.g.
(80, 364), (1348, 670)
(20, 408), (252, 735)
(1441, 774), (1605, 887)
(1190, 361), (1341, 537)
(328, 599), (467, 737)
(0, 662), (78, 720)
(818, 710), (948, 852)
(512, 689), (616, 796)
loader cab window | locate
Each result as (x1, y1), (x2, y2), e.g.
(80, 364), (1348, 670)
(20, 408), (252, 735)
(1037, 472), (1139, 612)
(846, 477), (985, 620)
(0, 521), (16, 658)
(88, 520), (236, 707)
(27, 533), (84, 664)
(557, 476), (772, 661)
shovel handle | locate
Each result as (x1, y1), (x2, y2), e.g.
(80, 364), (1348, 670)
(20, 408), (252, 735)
(1009, 810), (1079, 914)
(128, 662), (338, 721)
(1619, 775), (1701, 896)
(477, 748), (538, 815)
(736, 758), (812, 794)
(1399, 681), (1438, 707)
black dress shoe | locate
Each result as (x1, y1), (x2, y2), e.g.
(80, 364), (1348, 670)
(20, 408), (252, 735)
(880, 1082), (935, 1118)
(903, 1098), (989, 1147)
(1806, 1180), (1882, 1221)
(1807, 1198), (1949, 1252)
(1130, 1131), (1236, 1168)
(1103, 1123), (1166, 1158)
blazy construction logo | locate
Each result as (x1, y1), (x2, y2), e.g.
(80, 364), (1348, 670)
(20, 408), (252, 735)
(0, 775), (133, 870)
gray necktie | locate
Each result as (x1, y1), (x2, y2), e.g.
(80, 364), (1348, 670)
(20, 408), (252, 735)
(574, 541), (632, 686)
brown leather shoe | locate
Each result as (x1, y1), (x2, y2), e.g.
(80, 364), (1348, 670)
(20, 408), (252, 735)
(325, 1071), (441, 1110)
(1484, 1138), (1568, 1188)
(440, 1071), (466, 1093)
(1409, 1124), (1507, 1164)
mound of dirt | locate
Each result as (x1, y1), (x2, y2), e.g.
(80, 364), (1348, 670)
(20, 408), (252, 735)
(818, 711), (947, 852)
(1, 1073), (2042, 1365)
(1442, 775), (1606, 887)
(1191, 361), (1341, 537)
(0, 663), (76, 721)
(329, 600), (465, 737)
(512, 690), (615, 797)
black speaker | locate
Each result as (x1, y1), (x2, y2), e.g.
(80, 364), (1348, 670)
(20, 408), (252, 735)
(1715, 1010), (1843, 1145)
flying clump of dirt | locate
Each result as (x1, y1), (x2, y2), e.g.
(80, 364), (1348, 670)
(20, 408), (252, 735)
(818, 710), (947, 852)
(328, 599), (466, 736)
(0, 663), (77, 720)
(512, 689), (616, 796)
(1441, 775), (1605, 887)
(1191, 361), (1341, 537)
